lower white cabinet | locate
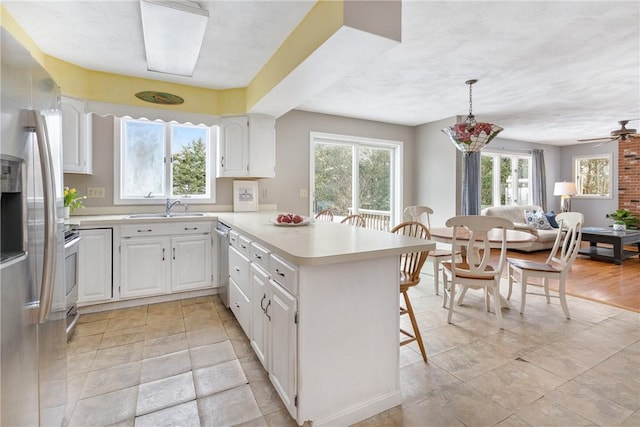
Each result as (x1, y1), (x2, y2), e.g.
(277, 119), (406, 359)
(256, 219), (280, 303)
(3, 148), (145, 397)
(267, 278), (297, 417)
(172, 235), (212, 293)
(78, 228), (112, 305)
(242, 241), (298, 419)
(120, 222), (213, 299)
(120, 236), (170, 299)
(229, 278), (251, 337)
(250, 263), (269, 368)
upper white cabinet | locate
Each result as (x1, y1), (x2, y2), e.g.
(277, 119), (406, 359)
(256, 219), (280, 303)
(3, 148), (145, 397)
(61, 96), (92, 174)
(217, 115), (275, 178)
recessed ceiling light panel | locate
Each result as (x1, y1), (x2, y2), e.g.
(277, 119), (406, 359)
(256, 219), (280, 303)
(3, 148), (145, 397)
(140, 0), (209, 77)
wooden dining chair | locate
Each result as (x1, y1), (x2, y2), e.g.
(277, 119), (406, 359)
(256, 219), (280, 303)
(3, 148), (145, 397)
(340, 214), (366, 227)
(390, 221), (431, 362)
(441, 215), (514, 329)
(314, 209), (334, 221)
(507, 212), (583, 319)
(404, 206), (460, 296)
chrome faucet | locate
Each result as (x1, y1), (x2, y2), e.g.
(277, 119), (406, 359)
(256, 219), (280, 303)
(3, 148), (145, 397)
(166, 198), (182, 216)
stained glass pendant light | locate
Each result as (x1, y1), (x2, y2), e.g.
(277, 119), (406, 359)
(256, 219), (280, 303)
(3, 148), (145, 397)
(441, 79), (503, 154)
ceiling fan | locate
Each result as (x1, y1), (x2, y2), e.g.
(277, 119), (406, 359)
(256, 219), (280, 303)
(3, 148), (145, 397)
(578, 119), (640, 145)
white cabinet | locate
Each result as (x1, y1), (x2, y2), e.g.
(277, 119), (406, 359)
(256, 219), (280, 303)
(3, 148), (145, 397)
(171, 234), (212, 292)
(229, 245), (251, 336)
(78, 228), (112, 305)
(218, 116), (248, 177)
(217, 115), (275, 178)
(120, 236), (169, 299)
(230, 237), (298, 419)
(250, 263), (269, 368)
(61, 96), (92, 174)
(267, 278), (297, 416)
(120, 222), (213, 299)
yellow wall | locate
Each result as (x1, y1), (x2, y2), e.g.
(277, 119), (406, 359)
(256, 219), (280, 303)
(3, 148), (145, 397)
(1, 4), (243, 115)
(2, 1), (343, 116)
(246, 0), (344, 110)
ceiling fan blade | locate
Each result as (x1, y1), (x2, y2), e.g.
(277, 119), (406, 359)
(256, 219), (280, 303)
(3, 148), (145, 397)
(577, 136), (616, 142)
(593, 139), (615, 147)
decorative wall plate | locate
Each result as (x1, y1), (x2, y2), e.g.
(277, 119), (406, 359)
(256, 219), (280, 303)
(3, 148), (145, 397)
(135, 91), (184, 105)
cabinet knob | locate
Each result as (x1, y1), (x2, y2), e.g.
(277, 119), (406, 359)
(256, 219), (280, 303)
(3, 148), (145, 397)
(275, 268), (285, 277)
(137, 229), (152, 233)
(253, 254), (262, 259)
(235, 302), (240, 308)
(234, 267), (240, 272)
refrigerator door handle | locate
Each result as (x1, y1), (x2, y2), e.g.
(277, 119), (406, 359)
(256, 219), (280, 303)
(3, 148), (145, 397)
(31, 110), (58, 324)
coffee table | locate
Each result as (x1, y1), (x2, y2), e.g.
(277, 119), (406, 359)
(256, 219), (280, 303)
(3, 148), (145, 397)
(579, 227), (640, 265)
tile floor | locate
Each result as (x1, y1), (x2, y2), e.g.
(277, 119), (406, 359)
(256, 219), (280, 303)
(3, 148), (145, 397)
(64, 273), (640, 427)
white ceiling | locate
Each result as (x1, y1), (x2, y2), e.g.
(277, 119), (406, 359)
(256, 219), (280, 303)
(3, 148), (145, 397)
(4, 0), (639, 146)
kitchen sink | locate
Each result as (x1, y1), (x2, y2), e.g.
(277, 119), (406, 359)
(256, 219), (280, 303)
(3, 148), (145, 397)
(125, 212), (208, 219)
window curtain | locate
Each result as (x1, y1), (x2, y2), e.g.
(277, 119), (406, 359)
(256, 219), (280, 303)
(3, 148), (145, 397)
(462, 151), (481, 215)
(86, 101), (219, 126)
(531, 149), (547, 211)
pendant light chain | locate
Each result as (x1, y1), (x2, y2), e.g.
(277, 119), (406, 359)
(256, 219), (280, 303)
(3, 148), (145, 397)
(468, 82), (473, 116)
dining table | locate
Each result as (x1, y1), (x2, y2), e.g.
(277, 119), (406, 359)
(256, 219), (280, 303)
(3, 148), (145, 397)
(429, 226), (537, 249)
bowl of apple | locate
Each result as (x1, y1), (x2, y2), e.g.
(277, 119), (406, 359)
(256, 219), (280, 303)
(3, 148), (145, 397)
(271, 213), (313, 226)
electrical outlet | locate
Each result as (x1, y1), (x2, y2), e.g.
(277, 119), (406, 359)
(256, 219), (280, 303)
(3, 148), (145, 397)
(262, 188), (268, 198)
(299, 189), (308, 198)
(87, 187), (105, 198)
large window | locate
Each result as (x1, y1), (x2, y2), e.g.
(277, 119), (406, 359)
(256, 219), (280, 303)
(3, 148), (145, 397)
(481, 152), (531, 209)
(574, 154), (612, 198)
(311, 132), (402, 227)
(115, 118), (215, 204)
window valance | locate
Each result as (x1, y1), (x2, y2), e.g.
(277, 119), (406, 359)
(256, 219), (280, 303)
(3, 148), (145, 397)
(86, 101), (219, 126)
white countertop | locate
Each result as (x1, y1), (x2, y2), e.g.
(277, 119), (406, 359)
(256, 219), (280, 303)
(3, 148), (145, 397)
(216, 212), (435, 266)
(69, 211), (435, 266)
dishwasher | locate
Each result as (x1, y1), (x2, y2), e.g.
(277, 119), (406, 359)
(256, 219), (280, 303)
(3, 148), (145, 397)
(215, 221), (231, 307)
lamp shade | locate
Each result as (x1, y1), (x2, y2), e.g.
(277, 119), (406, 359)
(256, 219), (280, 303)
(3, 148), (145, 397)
(441, 120), (503, 154)
(553, 181), (577, 196)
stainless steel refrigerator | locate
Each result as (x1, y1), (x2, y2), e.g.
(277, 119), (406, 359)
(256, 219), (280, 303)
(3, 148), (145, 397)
(1, 28), (68, 426)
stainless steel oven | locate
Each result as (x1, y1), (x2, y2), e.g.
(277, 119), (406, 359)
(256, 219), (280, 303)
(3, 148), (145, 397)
(64, 227), (80, 339)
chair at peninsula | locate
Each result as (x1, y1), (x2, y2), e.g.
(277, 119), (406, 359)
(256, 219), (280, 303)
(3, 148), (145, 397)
(390, 221), (431, 362)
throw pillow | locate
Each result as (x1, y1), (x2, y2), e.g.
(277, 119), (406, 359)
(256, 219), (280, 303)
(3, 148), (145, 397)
(545, 210), (560, 228)
(525, 210), (553, 230)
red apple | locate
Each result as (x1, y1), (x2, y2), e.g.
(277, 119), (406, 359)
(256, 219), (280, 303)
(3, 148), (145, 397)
(281, 214), (292, 223)
(276, 214), (285, 223)
(292, 215), (303, 224)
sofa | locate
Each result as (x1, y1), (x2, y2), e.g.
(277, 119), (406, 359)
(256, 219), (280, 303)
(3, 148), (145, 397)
(481, 205), (561, 252)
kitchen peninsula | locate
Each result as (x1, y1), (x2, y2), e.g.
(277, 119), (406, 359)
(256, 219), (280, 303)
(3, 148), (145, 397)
(72, 211), (435, 426)
(216, 212), (434, 425)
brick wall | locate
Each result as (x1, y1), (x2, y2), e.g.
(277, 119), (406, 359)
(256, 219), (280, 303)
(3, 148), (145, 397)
(619, 136), (640, 216)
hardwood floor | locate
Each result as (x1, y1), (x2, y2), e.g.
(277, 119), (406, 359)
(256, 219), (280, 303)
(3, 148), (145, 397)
(503, 243), (640, 312)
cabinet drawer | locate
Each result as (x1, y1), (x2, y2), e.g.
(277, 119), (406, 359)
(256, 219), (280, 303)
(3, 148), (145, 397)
(250, 242), (270, 271)
(120, 222), (211, 237)
(229, 278), (251, 338)
(229, 230), (251, 256)
(269, 254), (298, 295)
(229, 246), (250, 295)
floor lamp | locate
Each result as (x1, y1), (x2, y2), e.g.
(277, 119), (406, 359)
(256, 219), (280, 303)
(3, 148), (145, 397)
(554, 182), (577, 212)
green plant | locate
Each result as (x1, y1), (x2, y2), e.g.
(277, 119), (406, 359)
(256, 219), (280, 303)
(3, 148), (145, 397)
(63, 187), (86, 212)
(606, 209), (638, 229)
